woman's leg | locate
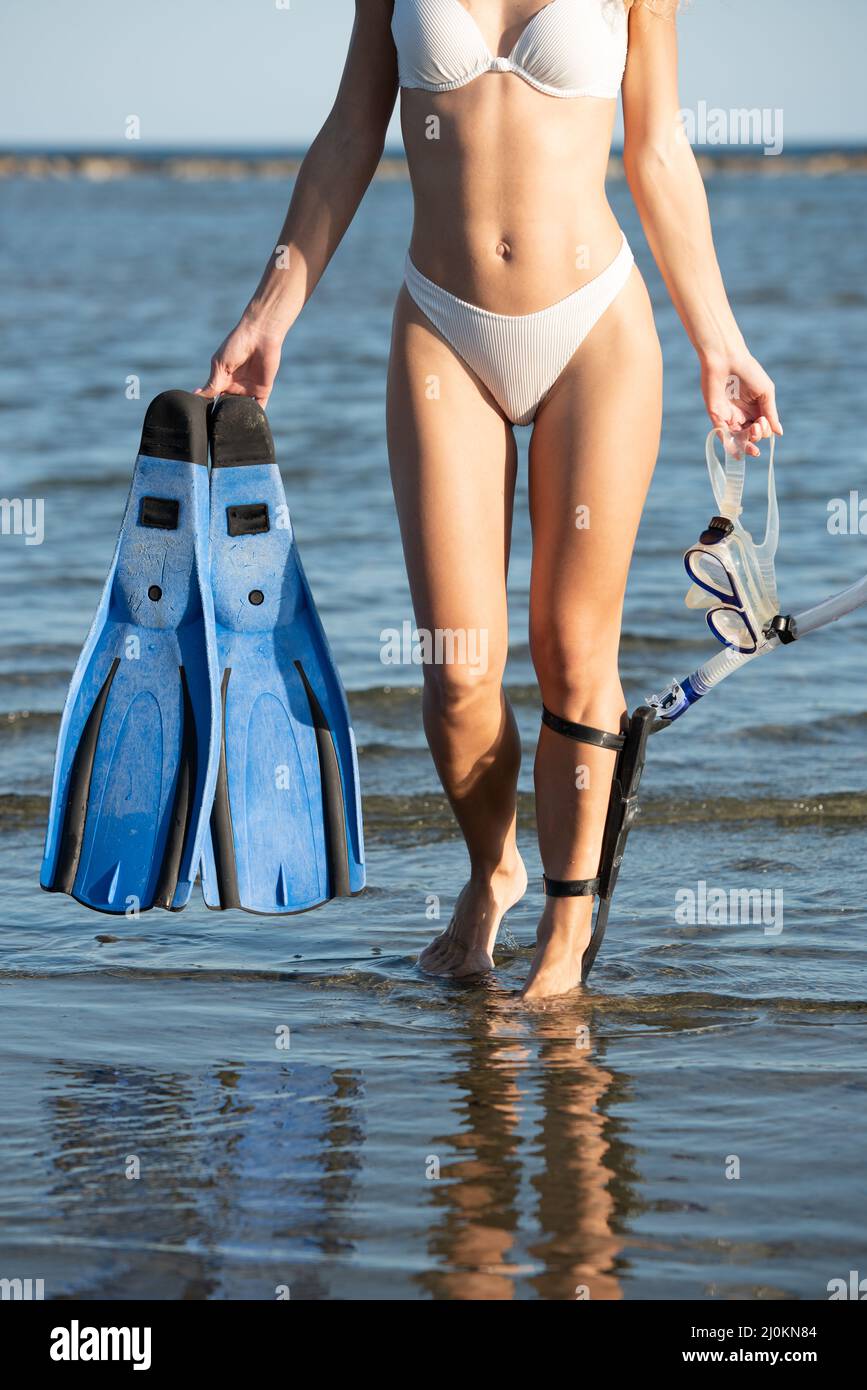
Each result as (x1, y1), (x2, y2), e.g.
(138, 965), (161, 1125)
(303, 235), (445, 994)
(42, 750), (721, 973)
(387, 288), (527, 977)
(524, 268), (662, 998)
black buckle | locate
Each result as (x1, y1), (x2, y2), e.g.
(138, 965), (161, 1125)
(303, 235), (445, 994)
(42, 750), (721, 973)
(699, 515), (734, 545)
(765, 613), (798, 645)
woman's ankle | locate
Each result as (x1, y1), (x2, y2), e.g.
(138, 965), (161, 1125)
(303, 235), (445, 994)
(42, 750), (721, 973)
(469, 852), (526, 891)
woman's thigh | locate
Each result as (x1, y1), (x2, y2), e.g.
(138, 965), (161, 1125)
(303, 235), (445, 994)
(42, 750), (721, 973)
(528, 269), (663, 698)
(387, 287), (519, 687)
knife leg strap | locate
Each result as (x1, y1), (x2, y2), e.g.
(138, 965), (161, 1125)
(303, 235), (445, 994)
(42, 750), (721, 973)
(541, 704), (656, 981)
(541, 706), (626, 752)
(543, 874), (599, 896)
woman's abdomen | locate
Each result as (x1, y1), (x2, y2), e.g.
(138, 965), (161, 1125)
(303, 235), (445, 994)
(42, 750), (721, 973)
(400, 80), (623, 314)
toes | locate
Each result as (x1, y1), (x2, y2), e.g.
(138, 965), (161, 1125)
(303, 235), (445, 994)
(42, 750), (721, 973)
(419, 933), (460, 975)
(418, 934), (452, 967)
(421, 946), (462, 977)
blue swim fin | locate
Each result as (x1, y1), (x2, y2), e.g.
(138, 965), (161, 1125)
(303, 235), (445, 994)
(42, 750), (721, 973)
(200, 396), (365, 913)
(40, 391), (221, 914)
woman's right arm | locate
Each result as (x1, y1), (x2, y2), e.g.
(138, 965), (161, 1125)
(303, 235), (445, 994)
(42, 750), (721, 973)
(199, 0), (398, 405)
(621, 2), (781, 454)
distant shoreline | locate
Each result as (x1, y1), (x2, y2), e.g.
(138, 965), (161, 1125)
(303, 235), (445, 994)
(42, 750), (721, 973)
(2, 148), (867, 181)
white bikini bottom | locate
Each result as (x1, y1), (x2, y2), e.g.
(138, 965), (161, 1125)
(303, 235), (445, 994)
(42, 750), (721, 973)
(403, 234), (635, 426)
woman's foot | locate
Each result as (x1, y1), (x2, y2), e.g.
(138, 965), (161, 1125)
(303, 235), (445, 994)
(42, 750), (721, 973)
(419, 856), (528, 978)
(520, 897), (595, 1000)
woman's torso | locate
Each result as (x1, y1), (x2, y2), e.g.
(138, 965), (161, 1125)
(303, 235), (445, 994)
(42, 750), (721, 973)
(392, 0), (629, 312)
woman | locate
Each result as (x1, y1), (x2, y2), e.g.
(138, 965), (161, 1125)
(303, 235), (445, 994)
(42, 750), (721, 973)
(199, 0), (782, 998)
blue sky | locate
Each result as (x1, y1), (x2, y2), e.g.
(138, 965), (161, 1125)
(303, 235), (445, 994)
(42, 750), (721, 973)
(1, 0), (864, 148)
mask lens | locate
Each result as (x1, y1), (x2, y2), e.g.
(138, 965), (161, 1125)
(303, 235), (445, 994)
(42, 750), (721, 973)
(707, 606), (758, 653)
(685, 549), (739, 602)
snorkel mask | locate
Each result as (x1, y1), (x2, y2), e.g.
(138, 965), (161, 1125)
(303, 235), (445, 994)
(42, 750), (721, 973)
(650, 426), (867, 727)
(684, 428), (781, 654)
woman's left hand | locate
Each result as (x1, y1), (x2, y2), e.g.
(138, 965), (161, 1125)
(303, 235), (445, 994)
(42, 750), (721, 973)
(700, 349), (783, 456)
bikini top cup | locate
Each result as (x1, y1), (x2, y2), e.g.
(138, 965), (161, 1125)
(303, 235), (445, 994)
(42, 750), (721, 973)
(392, 0), (629, 99)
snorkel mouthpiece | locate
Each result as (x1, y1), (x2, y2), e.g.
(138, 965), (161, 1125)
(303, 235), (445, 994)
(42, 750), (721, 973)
(648, 677), (703, 723)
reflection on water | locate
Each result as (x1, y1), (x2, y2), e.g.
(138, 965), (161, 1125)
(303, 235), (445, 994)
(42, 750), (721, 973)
(3, 967), (866, 1299)
(416, 1008), (627, 1301)
(6, 986), (640, 1300)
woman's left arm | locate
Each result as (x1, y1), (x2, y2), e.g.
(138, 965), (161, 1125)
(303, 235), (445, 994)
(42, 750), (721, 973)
(621, 2), (782, 455)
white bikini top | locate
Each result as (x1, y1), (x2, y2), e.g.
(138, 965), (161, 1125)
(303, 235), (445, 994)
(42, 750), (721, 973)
(391, 0), (628, 100)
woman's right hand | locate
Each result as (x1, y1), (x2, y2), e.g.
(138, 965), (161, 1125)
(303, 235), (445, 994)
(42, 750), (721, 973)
(197, 317), (283, 407)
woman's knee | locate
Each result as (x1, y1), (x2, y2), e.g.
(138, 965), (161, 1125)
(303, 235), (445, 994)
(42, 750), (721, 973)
(531, 623), (621, 716)
(423, 653), (505, 721)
